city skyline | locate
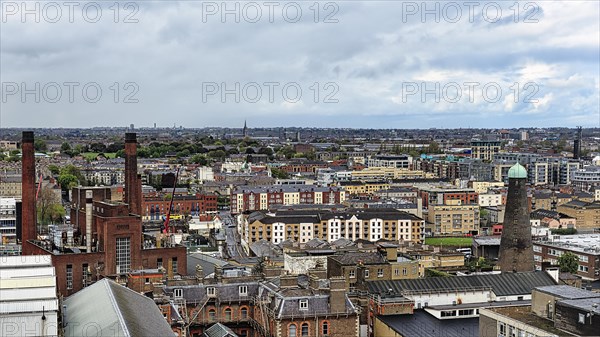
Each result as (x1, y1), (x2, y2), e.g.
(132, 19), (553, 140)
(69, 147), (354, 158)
(1, 1), (599, 128)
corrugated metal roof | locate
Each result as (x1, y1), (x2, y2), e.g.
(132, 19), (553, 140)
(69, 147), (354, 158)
(0, 299), (59, 314)
(367, 272), (556, 297)
(64, 279), (174, 337)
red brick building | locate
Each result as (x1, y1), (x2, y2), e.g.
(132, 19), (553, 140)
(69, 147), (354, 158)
(142, 193), (217, 220)
(20, 132), (188, 296)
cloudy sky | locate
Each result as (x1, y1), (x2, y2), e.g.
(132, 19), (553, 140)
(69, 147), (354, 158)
(1, 0), (599, 128)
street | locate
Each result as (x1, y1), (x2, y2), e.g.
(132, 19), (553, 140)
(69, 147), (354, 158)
(220, 211), (247, 259)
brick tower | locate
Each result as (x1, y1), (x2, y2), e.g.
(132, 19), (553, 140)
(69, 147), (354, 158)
(498, 163), (534, 272)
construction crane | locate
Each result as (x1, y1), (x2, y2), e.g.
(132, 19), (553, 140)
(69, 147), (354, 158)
(163, 167), (180, 234)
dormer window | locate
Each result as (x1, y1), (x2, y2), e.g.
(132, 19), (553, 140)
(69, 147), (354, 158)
(174, 288), (183, 298)
(299, 299), (308, 310)
(239, 285), (248, 296)
(207, 287), (216, 297)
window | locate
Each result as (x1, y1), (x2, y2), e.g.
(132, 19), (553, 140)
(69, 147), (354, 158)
(240, 307), (248, 319)
(66, 265), (73, 290)
(394, 269), (400, 276)
(301, 323), (309, 336)
(322, 321), (329, 335)
(364, 269), (369, 278)
(498, 323), (506, 337)
(349, 269), (355, 278)
(82, 263), (89, 287)
(116, 237), (131, 273)
(289, 324), (297, 337)
(174, 288), (183, 298)
(377, 269), (383, 277)
(402, 268), (407, 276)
(172, 257), (178, 274)
(208, 309), (216, 321)
(239, 285), (248, 296)
(157, 258), (163, 269)
(578, 313), (585, 324)
(299, 299), (308, 310)
(224, 308), (232, 321)
(207, 287), (216, 297)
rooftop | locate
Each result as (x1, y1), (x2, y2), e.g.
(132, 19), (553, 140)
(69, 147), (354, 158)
(535, 285), (600, 300)
(378, 310), (479, 337)
(485, 305), (575, 336)
(535, 234), (600, 255)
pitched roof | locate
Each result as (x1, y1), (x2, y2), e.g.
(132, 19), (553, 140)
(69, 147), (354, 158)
(203, 323), (239, 337)
(367, 272), (556, 298)
(63, 278), (174, 337)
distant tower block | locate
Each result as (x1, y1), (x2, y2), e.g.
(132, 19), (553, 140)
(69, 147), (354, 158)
(498, 163), (534, 273)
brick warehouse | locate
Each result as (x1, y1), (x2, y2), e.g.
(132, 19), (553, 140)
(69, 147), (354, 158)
(20, 132), (187, 296)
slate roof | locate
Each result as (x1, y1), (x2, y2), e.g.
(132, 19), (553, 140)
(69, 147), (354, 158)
(187, 253), (229, 276)
(203, 323), (238, 337)
(367, 272), (556, 298)
(259, 281), (357, 318)
(378, 310), (479, 337)
(329, 251), (387, 265)
(165, 282), (260, 303)
(63, 279), (174, 337)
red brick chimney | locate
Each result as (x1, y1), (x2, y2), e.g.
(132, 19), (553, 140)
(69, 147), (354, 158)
(124, 133), (141, 215)
(21, 131), (36, 253)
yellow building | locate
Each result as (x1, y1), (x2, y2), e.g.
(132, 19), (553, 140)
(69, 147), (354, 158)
(470, 181), (504, 194)
(557, 200), (600, 230)
(351, 167), (434, 181)
(427, 200), (480, 235)
(339, 181), (390, 195)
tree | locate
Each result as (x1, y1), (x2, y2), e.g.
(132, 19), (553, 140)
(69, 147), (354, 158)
(48, 165), (60, 175)
(37, 185), (65, 227)
(558, 252), (579, 274)
(190, 154), (208, 165)
(60, 142), (71, 153)
(34, 139), (47, 152)
(271, 167), (289, 179)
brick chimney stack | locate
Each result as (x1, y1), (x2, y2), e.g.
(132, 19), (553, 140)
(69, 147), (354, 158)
(124, 133), (140, 215)
(21, 131), (36, 253)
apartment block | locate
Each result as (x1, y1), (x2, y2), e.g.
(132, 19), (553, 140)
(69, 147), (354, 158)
(427, 200), (480, 235)
(240, 209), (424, 249)
(231, 185), (345, 214)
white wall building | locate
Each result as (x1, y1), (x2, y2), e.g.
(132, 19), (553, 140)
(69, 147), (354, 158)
(0, 255), (59, 337)
(197, 166), (215, 182)
(0, 198), (17, 244)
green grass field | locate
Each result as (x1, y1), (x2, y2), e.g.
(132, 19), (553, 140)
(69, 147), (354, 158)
(424, 237), (473, 247)
(82, 152), (117, 160)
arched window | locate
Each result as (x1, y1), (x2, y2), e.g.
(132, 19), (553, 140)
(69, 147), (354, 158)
(208, 309), (216, 321)
(240, 307), (248, 319)
(224, 307), (232, 321)
(288, 323), (297, 337)
(322, 321), (329, 335)
(301, 323), (309, 336)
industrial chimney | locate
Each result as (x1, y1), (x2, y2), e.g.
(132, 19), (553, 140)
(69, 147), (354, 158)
(21, 131), (37, 254)
(124, 133), (140, 215)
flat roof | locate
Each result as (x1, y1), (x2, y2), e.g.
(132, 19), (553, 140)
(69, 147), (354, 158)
(534, 234), (600, 255)
(378, 310), (479, 337)
(428, 300), (530, 311)
(535, 285), (600, 300)
(485, 305), (576, 336)
(558, 297), (600, 314)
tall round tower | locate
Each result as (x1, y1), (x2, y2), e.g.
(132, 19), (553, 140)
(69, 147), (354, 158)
(498, 163), (534, 273)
